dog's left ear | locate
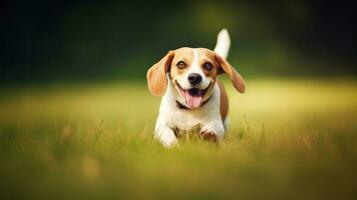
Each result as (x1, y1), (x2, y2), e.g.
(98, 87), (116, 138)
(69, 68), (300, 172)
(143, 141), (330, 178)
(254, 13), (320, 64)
(215, 53), (245, 93)
(147, 51), (175, 96)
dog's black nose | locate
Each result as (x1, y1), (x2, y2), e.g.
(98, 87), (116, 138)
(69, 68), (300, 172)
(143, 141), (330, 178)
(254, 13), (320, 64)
(188, 73), (202, 85)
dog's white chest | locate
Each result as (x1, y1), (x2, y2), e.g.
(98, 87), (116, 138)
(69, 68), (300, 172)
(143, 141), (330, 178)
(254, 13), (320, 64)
(164, 107), (206, 131)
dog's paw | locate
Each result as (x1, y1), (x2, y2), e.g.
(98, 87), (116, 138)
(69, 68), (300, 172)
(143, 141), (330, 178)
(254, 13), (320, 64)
(200, 122), (225, 141)
(199, 130), (218, 142)
(160, 132), (178, 148)
(154, 128), (178, 148)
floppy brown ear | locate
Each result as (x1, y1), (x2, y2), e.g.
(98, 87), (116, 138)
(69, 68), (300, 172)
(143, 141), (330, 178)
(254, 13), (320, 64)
(147, 51), (175, 96)
(215, 53), (245, 93)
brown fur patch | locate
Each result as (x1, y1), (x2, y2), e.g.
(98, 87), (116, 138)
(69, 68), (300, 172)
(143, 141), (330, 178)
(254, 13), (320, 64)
(169, 48), (194, 80)
(196, 48), (220, 79)
(217, 80), (228, 122)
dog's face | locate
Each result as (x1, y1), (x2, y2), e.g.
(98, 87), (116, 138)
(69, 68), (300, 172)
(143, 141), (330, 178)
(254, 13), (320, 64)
(147, 47), (245, 109)
(170, 48), (219, 109)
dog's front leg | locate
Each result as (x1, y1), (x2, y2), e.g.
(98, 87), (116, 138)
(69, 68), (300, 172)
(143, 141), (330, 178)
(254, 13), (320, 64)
(200, 120), (225, 142)
(154, 120), (177, 148)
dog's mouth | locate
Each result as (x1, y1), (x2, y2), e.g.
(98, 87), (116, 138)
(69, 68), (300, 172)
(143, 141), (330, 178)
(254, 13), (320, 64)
(175, 81), (211, 109)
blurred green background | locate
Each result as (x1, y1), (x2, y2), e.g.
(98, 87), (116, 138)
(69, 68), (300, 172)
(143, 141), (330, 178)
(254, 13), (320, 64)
(1, 0), (356, 83)
(1, 1), (357, 199)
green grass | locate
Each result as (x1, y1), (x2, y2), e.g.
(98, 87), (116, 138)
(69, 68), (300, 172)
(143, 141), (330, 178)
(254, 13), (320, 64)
(0, 79), (357, 200)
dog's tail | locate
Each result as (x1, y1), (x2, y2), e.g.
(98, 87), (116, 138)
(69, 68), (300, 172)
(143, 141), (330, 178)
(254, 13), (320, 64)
(214, 29), (231, 59)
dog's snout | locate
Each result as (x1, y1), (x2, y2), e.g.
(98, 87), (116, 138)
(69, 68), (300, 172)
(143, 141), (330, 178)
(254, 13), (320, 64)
(188, 73), (202, 85)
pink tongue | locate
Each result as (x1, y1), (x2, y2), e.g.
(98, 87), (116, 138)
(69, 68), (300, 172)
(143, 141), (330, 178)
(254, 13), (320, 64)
(184, 91), (202, 109)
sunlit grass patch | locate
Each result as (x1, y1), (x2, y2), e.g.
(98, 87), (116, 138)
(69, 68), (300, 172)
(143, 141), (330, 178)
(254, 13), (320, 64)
(0, 79), (356, 199)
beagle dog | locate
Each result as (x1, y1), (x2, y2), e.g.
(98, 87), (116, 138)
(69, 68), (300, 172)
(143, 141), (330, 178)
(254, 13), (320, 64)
(147, 29), (245, 147)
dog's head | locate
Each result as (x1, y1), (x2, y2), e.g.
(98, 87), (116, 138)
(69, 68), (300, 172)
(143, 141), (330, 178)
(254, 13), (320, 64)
(147, 48), (245, 109)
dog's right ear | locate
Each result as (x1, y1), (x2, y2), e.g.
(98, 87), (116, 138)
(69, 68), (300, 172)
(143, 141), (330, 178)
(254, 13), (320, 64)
(147, 51), (175, 96)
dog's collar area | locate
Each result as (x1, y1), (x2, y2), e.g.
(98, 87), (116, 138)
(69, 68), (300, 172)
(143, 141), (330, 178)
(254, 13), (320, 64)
(176, 100), (189, 110)
(175, 96), (212, 110)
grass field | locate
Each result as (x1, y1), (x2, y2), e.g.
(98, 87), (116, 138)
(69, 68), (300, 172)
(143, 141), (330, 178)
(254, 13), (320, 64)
(0, 79), (357, 199)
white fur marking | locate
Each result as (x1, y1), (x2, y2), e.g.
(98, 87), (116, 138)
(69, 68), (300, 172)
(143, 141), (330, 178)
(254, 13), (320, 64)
(214, 29), (230, 59)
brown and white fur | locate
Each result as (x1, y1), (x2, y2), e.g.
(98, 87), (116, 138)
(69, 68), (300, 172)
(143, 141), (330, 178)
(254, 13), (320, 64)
(147, 29), (245, 147)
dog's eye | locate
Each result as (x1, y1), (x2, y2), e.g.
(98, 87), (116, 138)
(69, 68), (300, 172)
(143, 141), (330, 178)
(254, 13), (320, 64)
(203, 62), (213, 70)
(176, 61), (186, 69)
